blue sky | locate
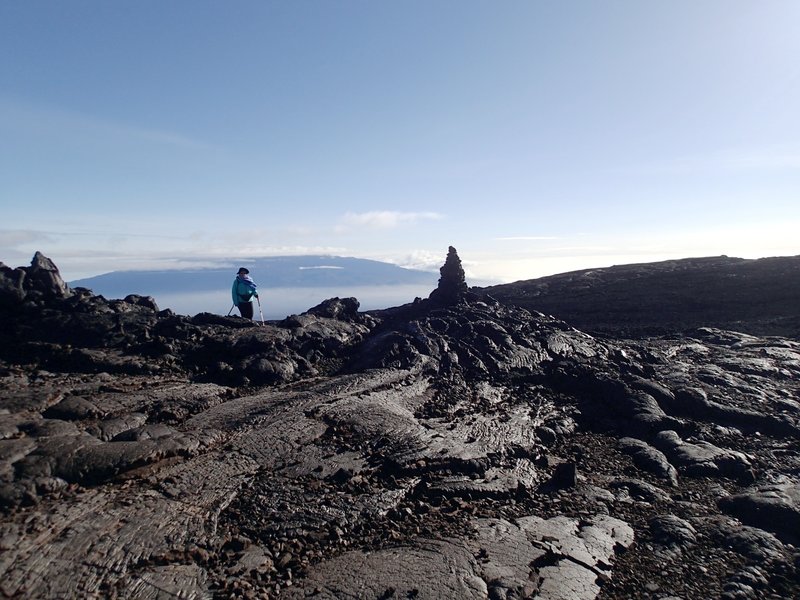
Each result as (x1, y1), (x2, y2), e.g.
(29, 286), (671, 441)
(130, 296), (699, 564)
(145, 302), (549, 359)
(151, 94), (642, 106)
(2, 1), (799, 283)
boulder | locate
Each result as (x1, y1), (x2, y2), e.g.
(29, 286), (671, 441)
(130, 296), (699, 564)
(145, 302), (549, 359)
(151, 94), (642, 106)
(304, 296), (360, 321)
(0, 263), (26, 306)
(649, 514), (697, 548)
(26, 252), (73, 300)
(652, 430), (754, 481)
(618, 437), (679, 486)
(719, 480), (800, 544)
(720, 525), (786, 563)
(123, 294), (159, 311)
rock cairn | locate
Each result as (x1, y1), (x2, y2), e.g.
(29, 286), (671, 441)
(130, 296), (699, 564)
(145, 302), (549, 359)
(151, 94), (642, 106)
(429, 245), (469, 306)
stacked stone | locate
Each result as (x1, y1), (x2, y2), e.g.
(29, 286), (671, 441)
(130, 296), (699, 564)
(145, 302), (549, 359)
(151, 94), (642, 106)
(429, 246), (468, 306)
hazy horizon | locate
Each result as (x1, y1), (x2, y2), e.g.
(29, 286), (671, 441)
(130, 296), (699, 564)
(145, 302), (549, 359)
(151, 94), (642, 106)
(5, 247), (797, 287)
(152, 284), (439, 319)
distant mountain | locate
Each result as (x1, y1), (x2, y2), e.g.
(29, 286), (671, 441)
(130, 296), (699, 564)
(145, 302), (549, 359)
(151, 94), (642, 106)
(481, 255), (800, 338)
(69, 256), (439, 299)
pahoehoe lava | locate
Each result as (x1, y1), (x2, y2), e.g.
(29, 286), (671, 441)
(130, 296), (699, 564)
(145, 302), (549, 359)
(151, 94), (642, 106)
(1, 250), (799, 599)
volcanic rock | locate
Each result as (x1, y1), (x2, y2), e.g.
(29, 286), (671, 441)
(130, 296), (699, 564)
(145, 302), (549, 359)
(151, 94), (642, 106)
(429, 245), (470, 306)
(483, 255), (800, 338)
(719, 480), (800, 544)
(1, 251), (799, 599)
(0, 251), (72, 309)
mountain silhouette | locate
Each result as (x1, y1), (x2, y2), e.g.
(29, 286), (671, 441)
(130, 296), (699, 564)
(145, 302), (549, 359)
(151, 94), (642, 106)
(69, 255), (438, 298)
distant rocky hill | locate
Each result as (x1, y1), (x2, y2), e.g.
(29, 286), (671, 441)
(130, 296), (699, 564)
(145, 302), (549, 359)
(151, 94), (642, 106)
(69, 255), (438, 299)
(1, 251), (799, 599)
(482, 255), (800, 339)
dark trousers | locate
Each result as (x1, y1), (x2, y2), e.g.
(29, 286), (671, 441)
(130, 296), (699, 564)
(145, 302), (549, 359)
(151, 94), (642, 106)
(238, 302), (254, 319)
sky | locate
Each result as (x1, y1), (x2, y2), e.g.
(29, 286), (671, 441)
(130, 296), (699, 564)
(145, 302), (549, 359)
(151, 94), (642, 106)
(1, 1), (799, 284)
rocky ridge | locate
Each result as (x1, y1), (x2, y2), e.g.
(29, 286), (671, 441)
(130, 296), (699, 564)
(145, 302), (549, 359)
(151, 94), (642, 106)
(1, 251), (799, 599)
(482, 255), (800, 339)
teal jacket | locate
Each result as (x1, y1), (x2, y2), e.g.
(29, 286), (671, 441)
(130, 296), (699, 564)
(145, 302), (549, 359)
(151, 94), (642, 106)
(232, 275), (259, 305)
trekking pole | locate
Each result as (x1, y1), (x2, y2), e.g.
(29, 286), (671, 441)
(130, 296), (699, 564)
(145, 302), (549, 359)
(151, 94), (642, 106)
(256, 297), (265, 326)
(227, 304), (235, 316)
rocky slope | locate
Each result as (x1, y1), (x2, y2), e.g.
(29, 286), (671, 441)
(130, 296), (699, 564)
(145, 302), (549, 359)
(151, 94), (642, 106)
(482, 255), (800, 339)
(1, 251), (799, 599)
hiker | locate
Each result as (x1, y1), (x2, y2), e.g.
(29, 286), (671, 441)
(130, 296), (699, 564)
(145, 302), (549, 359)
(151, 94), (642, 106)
(231, 267), (259, 319)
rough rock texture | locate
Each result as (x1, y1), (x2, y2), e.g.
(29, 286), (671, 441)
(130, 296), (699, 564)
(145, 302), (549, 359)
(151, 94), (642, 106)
(0, 251), (73, 309)
(429, 246), (470, 306)
(1, 252), (799, 599)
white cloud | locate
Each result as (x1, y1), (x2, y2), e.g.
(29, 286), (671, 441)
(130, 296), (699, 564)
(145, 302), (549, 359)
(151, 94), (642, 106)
(0, 224), (355, 279)
(0, 229), (54, 247)
(230, 245), (350, 257)
(338, 211), (444, 231)
(495, 236), (561, 241)
(388, 250), (443, 272)
(298, 265), (345, 270)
